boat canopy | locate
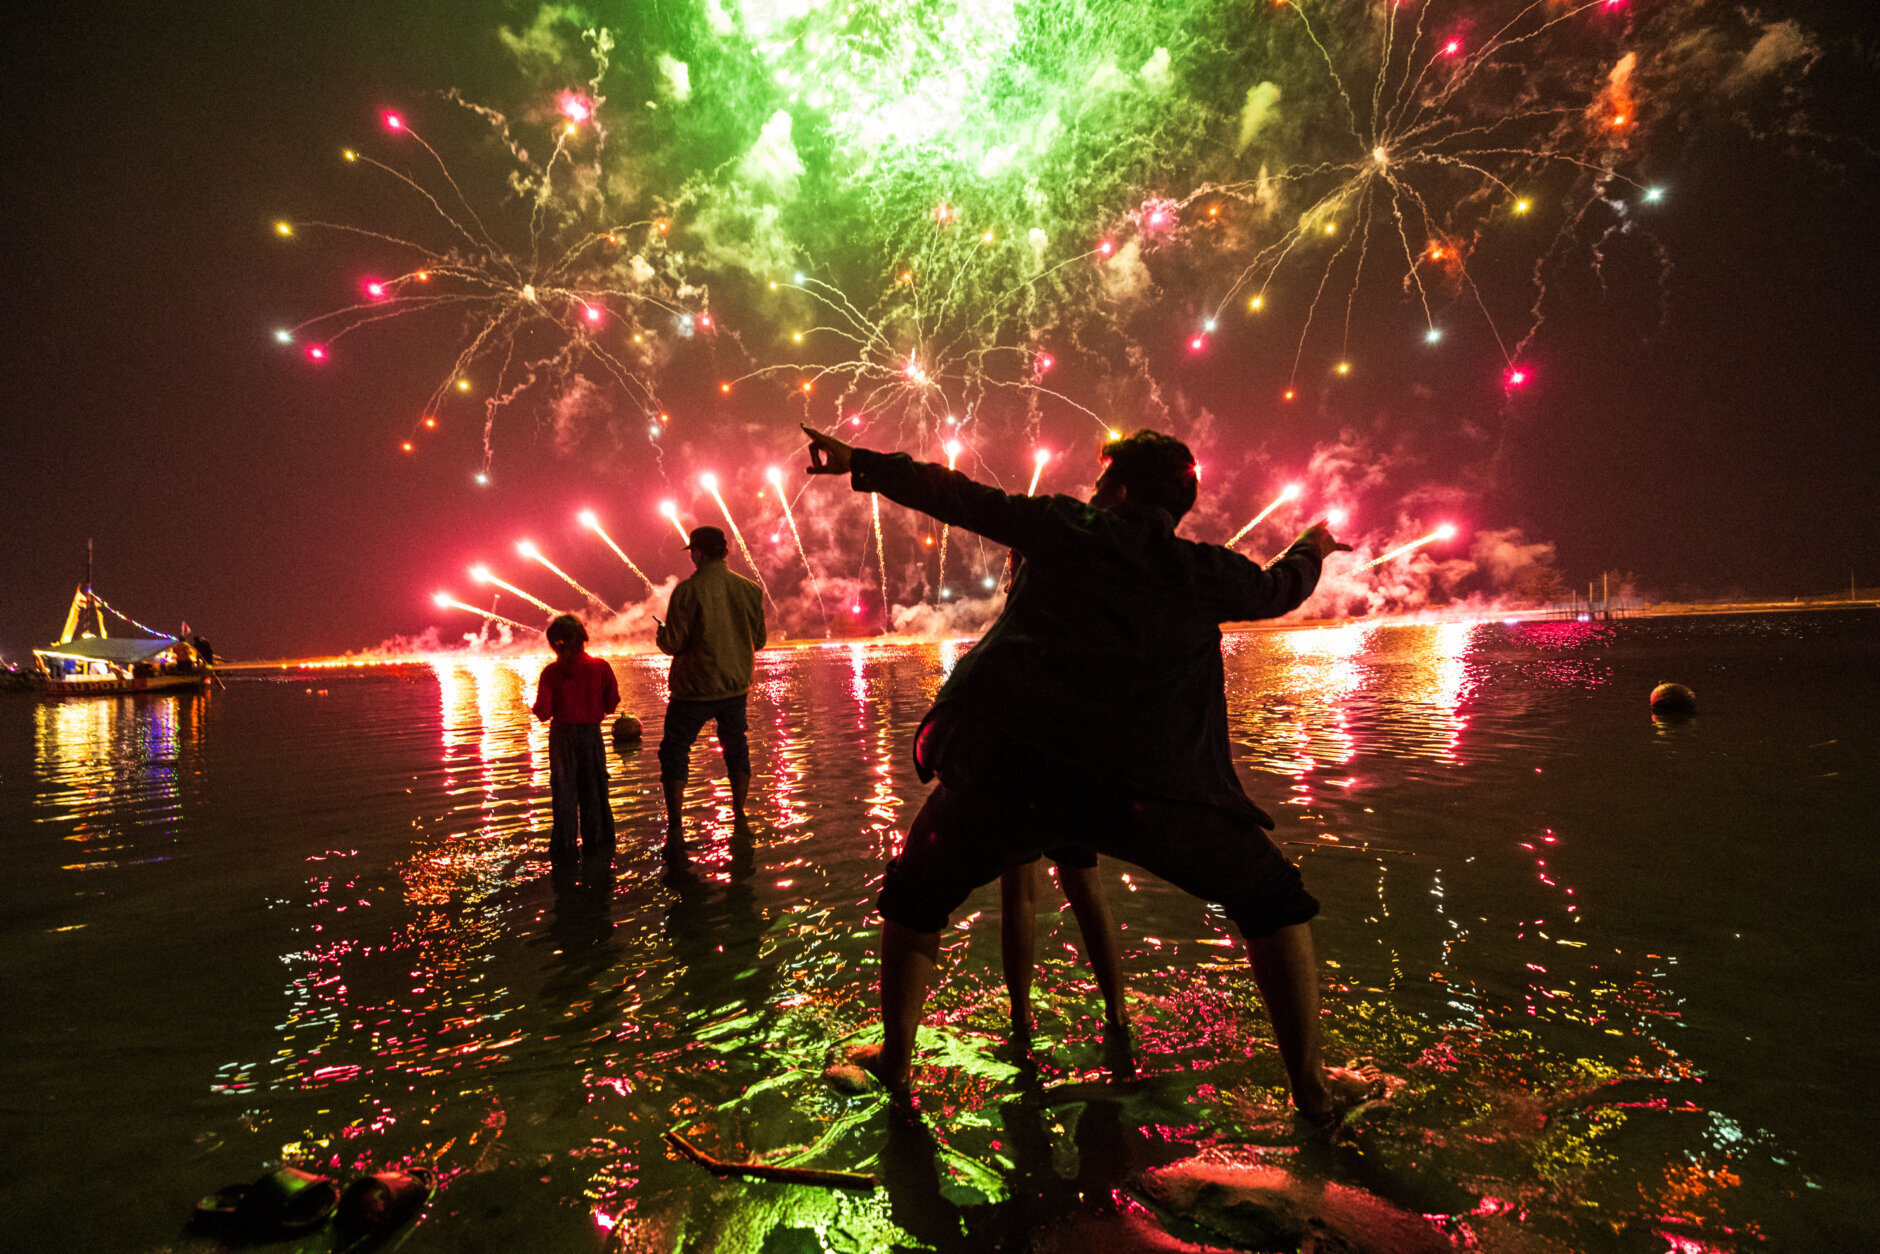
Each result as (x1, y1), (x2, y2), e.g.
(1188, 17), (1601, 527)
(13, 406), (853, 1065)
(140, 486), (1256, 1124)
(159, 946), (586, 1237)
(35, 636), (179, 665)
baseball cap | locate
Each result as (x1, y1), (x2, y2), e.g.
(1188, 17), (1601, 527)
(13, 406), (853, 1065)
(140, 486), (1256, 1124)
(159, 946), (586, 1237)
(682, 525), (728, 556)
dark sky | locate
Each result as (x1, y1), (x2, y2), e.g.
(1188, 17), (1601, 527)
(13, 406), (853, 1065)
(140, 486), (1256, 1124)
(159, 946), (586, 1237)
(3, 2), (1877, 662)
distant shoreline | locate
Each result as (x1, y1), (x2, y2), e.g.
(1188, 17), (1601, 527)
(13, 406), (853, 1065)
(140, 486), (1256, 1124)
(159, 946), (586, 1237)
(220, 598), (1878, 672)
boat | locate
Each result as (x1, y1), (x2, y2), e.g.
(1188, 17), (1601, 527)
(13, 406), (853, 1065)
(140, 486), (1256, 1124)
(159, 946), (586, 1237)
(31, 556), (214, 697)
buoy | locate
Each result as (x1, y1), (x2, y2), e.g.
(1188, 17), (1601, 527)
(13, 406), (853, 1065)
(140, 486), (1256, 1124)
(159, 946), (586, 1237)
(1649, 683), (1696, 717)
(611, 714), (644, 750)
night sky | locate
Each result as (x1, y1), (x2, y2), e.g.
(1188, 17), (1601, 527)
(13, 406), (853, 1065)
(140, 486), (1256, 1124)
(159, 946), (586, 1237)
(4, 1), (1877, 663)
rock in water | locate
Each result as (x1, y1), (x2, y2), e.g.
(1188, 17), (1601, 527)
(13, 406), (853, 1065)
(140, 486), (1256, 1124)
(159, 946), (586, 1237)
(1649, 683), (1697, 717)
(1132, 1158), (1457, 1253)
(611, 715), (644, 751)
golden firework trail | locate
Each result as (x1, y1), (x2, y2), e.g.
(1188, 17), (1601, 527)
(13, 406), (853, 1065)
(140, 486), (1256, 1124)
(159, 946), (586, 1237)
(1228, 484), (1302, 549)
(1363, 525), (1457, 570)
(517, 540), (611, 613)
(434, 593), (531, 632)
(1025, 448), (1050, 497)
(469, 566), (557, 615)
(580, 511), (655, 594)
(658, 501), (690, 545)
(937, 440), (962, 597)
(767, 467), (828, 635)
(700, 473), (775, 608)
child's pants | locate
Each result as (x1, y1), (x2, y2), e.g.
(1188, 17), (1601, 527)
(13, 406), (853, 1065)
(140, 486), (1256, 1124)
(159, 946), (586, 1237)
(549, 722), (614, 860)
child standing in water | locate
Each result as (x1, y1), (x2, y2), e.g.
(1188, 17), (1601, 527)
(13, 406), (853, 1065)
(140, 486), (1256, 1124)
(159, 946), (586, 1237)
(1001, 853), (1129, 1036)
(532, 614), (620, 866)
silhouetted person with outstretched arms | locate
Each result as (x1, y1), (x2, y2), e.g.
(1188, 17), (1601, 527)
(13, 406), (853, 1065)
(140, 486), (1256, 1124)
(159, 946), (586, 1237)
(803, 422), (1379, 1126)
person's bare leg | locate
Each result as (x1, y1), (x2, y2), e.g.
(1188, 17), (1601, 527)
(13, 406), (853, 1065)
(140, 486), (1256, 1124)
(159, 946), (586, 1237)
(849, 918), (940, 1089)
(1000, 863), (1039, 1034)
(1058, 862), (1128, 1029)
(661, 777), (687, 860)
(1244, 922), (1376, 1124)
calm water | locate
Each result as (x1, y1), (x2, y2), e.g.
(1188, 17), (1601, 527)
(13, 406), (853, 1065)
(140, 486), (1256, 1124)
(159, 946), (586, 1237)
(3, 612), (1876, 1252)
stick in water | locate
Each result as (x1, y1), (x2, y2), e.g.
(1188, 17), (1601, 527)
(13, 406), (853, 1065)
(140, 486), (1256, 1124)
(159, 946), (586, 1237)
(662, 1130), (878, 1191)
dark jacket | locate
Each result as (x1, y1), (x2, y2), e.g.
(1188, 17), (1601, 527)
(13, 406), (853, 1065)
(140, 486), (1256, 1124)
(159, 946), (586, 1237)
(851, 448), (1322, 824)
(656, 559), (767, 700)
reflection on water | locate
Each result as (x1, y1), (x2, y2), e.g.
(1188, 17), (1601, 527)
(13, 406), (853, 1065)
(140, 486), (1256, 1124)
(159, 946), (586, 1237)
(7, 614), (1876, 1251)
(33, 694), (205, 873)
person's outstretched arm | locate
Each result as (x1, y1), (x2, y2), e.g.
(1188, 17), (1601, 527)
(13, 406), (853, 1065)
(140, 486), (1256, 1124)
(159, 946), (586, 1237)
(803, 424), (1061, 553)
(1199, 523), (1352, 623)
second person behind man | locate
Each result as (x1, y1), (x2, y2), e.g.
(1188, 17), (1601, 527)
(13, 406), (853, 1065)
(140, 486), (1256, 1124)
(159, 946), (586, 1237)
(656, 525), (767, 868)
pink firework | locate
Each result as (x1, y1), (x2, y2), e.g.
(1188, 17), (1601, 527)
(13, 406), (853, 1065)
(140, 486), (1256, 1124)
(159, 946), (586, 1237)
(557, 92), (595, 125)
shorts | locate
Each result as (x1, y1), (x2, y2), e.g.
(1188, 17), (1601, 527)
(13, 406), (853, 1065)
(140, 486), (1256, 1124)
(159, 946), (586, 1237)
(658, 694), (751, 782)
(876, 750), (1318, 939)
(1039, 844), (1097, 870)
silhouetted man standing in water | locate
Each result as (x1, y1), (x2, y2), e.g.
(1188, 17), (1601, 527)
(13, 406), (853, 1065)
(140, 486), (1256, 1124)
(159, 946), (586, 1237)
(656, 525), (767, 868)
(803, 423), (1379, 1126)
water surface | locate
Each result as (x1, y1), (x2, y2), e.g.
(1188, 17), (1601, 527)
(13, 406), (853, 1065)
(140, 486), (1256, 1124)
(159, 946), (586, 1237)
(2, 611), (1875, 1251)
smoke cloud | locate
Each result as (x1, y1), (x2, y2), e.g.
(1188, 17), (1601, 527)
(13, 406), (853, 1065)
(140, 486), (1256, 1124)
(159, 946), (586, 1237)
(1235, 81), (1281, 154)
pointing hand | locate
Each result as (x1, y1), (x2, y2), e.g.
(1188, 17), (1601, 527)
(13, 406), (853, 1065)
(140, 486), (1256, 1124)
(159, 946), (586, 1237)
(1298, 523), (1353, 561)
(802, 423), (854, 476)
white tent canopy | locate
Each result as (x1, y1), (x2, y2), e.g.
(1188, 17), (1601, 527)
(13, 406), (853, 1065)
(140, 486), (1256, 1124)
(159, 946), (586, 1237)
(35, 636), (180, 665)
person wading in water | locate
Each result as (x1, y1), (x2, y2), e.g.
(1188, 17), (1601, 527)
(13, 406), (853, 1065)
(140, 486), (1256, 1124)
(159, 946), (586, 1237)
(655, 525), (767, 869)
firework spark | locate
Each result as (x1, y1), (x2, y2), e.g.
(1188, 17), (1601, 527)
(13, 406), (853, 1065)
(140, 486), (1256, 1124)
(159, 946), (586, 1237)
(1363, 523), (1459, 570)
(469, 565), (556, 616)
(937, 439), (962, 596)
(767, 466), (829, 635)
(1026, 448), (1051, 497)
(658, 500), (690, 545)
(700, 473), (775, 608)
(517, 540), (611, 613)
(1181, 0), (1684, 393)
(433, 592), (531, 633)
(579, 510), (656, 594)
(1228, 482), (1304, 548)
(869, 493), (888, 623)
(278, 81), (692, 474)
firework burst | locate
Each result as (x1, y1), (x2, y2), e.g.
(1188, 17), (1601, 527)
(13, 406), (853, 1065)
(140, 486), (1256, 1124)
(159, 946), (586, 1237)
(277, 62), (698, 472)
(280, 1), (1809, 461)
(277, 2), (1819, 628)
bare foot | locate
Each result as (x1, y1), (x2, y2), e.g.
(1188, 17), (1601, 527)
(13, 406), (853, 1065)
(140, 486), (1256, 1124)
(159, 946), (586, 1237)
(825, 1042), (907, 1094)
(1296, 1062), (1393, 1128)
(661, 832), (689, 867)
(1100, 1022), (1138, 1081)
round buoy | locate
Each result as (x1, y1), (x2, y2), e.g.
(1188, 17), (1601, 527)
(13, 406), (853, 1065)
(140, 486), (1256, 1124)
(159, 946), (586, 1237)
(611, 714), (644, 750)
(1649, 682), (1697, 717)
